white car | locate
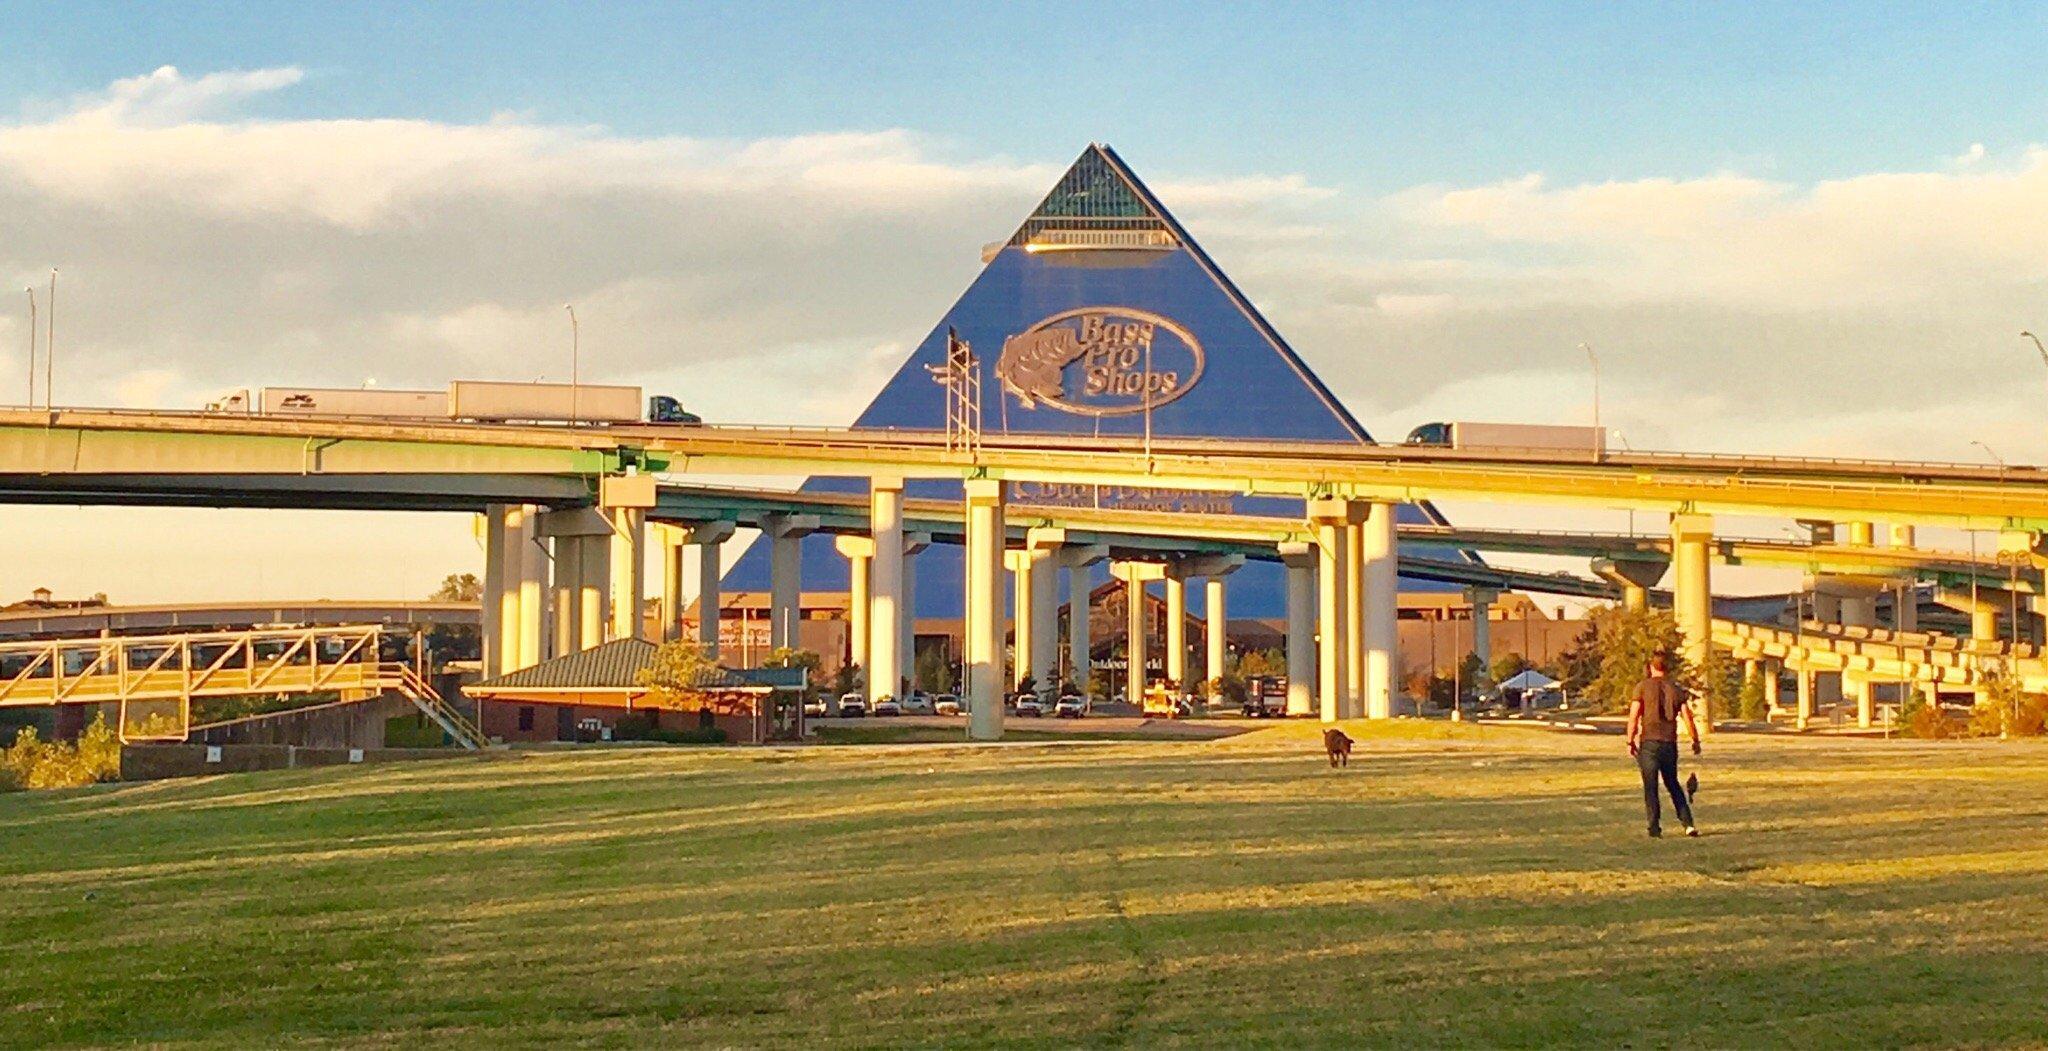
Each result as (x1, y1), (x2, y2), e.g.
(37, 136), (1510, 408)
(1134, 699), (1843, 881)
(1014, 695), (1046, 717)
(1055, 695), (1088, 718)
(933, 694), (963, 716)
(872, 697), (903, 717)
(802, 697), (829, 718)
(836, 693), (869, 718)
(899, 692), (934, 715)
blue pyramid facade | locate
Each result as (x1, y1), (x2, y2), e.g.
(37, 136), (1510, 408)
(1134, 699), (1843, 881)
(724, 144), (1462, 621)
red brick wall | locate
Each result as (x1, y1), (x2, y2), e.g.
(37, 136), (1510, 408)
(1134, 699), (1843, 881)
(475, 699), (762, 745)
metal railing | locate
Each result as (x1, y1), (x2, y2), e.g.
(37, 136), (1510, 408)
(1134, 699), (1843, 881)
(0, 623), (481, 746)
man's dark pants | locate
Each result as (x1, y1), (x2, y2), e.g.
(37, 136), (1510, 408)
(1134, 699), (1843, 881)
(1637, 740), (1693, 832)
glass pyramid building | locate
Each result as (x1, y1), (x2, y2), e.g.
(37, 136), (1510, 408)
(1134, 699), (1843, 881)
(724, 143), (1466, 618)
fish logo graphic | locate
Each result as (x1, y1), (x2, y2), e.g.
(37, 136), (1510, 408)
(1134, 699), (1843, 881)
(995, 307), (1204, 417)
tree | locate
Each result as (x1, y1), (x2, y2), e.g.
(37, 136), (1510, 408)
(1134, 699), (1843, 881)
(829, 662), (863, 699)
(427, 573), (485, 660)
(764, 647), (824, 703)
(637, 640), (724, 711)
(916, 646), (957, 695)
(1235, 648), (1287, 680)
(1573, 605), (1690, 714)
(1738, 670), (1770, 721)
(431, 573), (483, 602)
(1490, 651), (1531, 685)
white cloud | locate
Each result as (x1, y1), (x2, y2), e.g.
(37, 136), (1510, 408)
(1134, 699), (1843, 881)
(64, 65), (304, 126)
(9, 66), (2048, 603)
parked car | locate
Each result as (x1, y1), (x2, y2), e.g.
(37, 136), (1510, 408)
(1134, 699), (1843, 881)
(837, 693), (869, 718)
(933, 694), (963, 716)
(1055, 695), (1089, 718)
(1014, 695), (1046, 717)
(900, 691), (934, 715)
(872, 697), (903, 717)
(803, 697), (829, 718)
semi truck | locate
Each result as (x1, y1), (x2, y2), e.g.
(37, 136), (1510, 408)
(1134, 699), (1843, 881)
(1403, 421), (1605, 455)
(205, 381), (699, 425)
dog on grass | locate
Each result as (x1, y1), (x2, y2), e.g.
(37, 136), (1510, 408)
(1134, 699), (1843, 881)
(1323, 728), (1353, 768)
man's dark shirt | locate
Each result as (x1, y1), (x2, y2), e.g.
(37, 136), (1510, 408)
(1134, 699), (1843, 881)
(1633, 677), (1686, 742)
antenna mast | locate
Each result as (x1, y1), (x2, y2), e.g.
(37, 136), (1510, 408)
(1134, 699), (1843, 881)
(925, 327), (981, 458)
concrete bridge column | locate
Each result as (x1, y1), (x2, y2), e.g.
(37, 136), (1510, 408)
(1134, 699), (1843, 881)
(517, 506), (548, 669)
(1163, 576), (1188, 690)
(836, 535), (874, 681)
(577, 533), (609, 651)
(901, 533), (928, 694)
(1309, 499), (1364, 722)
(1972, 606), (1998, 645)
(1593, 556), (1667, 614)
(1279, 542), (1317, 716)
(482, 505), (509, 677)
(1061, 544), (1107, 692)
(1006, 548), (1037, 691)
(689, 522), (735, 660)
(1344, 522), (1366, 718)
(1795, 665), (1813, 730)
(1025, 530), (1064, 697)
(551, 532), (581, 657)
(1205, 576), (1229, 701)
(496, 505), (531, 675)
(1671, 513), (1714, 734)
(963, 479), (1007, 740)
(1170, 555), (1243, 702)
(1466, 587), (1497, 681)
(867, 476), (903, 702)
(762, 513), (819, 653)
(538, 507), (615, 655)
(659, 529), (686, 643)
(1362, 502), (1399, 719)
(1761, 658), (1782, 714)
(1112, 561), (1164, 711)
(606, 508), (646, 641)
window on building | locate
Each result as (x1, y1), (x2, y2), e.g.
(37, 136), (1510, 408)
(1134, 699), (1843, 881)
(517, 706), (535, 731)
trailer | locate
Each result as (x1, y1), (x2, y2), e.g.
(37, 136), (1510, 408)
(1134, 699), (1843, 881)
(259, 387), (448, 418)
(206, 381), (699, 425)
(1404, 421), (1605, 455)
(447, 380), (641, 424)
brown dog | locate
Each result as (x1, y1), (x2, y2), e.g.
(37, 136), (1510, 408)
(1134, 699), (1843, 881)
(1323, 728), (1353, 768)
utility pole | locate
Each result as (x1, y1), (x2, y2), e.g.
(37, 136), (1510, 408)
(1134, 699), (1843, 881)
(566, 304), (580, 426)
(1580, 341), (1600, 450)
(44, 270), (55, 410)
(23, 288), (35, 407)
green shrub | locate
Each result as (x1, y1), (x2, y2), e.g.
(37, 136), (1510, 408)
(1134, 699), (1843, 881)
(2, 715), (123, 790)
(1738, 672), (1769, 721)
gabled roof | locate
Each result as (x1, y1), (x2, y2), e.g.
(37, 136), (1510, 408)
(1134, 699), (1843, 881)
(469, 638), (807, 692)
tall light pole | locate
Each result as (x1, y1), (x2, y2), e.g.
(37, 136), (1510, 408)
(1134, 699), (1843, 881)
(1972, 439), (2005, 467)
(23, 288), (35, 408)
(1580, 341), (1601, 454)
(565, 304), (579, 426)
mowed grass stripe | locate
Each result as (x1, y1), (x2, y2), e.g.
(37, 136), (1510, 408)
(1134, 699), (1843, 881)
(4, 725), (2048, 1047)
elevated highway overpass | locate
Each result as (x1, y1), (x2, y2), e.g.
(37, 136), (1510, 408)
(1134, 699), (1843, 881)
(5, 407), (2045, 738)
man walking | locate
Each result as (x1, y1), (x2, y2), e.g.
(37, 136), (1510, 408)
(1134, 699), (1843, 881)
(1626, 654), (1701, 838)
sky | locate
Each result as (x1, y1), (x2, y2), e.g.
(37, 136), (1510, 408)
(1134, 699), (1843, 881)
(4, 2), (2048, 605)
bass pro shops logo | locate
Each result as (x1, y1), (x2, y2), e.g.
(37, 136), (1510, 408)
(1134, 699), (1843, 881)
(995, 307), (1205, 417)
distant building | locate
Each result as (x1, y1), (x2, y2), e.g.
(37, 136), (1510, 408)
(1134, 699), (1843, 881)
(464, 638), (807, 745)
(3, 587), (109, 613)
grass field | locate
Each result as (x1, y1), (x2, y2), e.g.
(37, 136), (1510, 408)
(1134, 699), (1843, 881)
(6, 722), (2048, 1048)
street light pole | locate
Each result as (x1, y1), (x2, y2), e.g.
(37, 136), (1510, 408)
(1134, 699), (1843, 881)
(565, 304), (579, 426)
(1580, 341), (1601, 455)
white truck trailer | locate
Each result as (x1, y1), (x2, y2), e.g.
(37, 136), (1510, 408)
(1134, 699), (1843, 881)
(1403, 421), (1606, 455)
(446, 380), (641, 423)
(206, 381), (692, 424)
